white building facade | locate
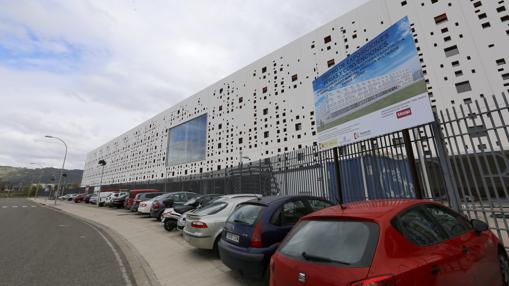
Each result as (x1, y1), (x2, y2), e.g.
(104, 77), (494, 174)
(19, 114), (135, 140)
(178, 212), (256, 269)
(81, 0), (509, 187)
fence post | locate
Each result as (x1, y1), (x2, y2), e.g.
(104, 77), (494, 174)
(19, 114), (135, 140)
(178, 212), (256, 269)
(284, 154), (288, 195)
(430, 120), (461, 212)
(403, 129), (424, 199)
(333, 147), (343, 205)
(259, 160), (262, 195)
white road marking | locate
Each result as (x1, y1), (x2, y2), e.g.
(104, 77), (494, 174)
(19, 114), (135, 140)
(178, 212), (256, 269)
(11, 206), (18, 208)
(1, 206), (7, 208)
(22, 206), (27, 208)
(31, 205), (37, 207)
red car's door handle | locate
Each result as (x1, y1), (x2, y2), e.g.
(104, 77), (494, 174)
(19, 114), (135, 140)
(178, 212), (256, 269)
(431, 265), (441, 275)
(463, 246), (470, 254)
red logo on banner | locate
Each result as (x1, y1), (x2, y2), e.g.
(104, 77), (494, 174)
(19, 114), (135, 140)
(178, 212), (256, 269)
(396, 108), (412, 119)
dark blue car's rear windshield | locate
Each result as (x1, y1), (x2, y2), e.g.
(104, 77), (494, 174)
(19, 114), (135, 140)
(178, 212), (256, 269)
(227, 204), (265, 226)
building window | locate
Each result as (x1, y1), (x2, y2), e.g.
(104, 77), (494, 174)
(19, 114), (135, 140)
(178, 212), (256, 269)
(295, 123), (302, 131)
(444, 45), (459, 57)
(291, 74), (298, 82)
(324, 35), (331, 44)
(263, 108), (268, 115)
(264, 131), (269, 138)
(262, 87), (268, 93)
(327, 59), (335, 67)
(455, 81), (472, 93)
(434, 13), (448, 24)
(262, 66), (267, 73)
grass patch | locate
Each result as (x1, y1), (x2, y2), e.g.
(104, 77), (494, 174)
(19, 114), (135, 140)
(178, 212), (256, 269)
(318, 80), (426, 132)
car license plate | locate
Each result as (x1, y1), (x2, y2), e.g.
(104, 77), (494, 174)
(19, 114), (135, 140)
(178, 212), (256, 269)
(226, 232), (239, 243)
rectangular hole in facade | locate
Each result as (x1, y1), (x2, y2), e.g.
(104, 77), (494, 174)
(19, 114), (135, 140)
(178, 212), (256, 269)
(444, 45), (459, 57)
(455, 81), (472, 93)
(434, 13), (448, 24)
(327, 59), (335, 67)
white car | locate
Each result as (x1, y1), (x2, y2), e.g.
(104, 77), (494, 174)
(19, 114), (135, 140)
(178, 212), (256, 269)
(98, 192), (116, 206)
(105, 192), (127, 207)
(183, 194), (261, 253)
(138, 195), (163, 214)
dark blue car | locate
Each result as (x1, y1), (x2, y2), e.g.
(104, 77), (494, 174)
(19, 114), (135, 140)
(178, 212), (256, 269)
(218, 195), (334, 279)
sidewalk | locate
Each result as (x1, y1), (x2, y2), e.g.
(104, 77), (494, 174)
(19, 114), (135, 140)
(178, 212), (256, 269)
(32, 199), (263, 286)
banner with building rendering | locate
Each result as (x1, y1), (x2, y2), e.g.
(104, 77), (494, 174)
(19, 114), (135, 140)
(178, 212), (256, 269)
(313, 16), (433, 149)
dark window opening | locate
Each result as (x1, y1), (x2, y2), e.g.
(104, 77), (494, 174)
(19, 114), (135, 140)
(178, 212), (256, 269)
(434, 13), (448, 24)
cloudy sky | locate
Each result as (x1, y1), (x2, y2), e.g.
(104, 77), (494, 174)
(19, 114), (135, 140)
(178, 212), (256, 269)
(0, 0), (367, 170)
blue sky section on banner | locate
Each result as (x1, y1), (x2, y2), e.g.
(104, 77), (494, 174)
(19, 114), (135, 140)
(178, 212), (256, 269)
(313, 16), (421, 107)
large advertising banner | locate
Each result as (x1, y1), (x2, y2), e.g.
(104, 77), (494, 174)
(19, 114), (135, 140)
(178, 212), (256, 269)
(313, 17), (433, 149)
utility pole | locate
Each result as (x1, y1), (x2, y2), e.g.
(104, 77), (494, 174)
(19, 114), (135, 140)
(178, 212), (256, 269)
(45, 135), (68, 205)
(98, 160), (107, 207)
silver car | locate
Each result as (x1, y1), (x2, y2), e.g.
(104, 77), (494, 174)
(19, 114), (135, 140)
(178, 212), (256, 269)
(183, 194), (261, 252)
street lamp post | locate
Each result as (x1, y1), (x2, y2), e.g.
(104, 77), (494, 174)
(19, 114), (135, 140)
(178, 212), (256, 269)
(45, 135), (67, 206)
(30, 163), (44, 199)
(98, 160), (106, 207)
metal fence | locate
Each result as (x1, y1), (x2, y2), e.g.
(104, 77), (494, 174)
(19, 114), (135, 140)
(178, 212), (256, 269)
(107, 93), (509, 249)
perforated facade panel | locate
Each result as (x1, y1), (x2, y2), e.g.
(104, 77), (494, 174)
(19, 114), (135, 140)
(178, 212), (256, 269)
(81, 0), (509, 187)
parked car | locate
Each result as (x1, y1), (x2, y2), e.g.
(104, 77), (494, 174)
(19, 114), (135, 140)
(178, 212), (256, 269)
(130, 192), (163, 212)
(219, 195), (334, 279)
(84, 194), (93, 203)
(138, 194), (166, 215)
(183, 194), (261, 254)
(73, 193), (88, 203)
(98, 191), (120, 207)
(88, 194), (98, 204)
(162, 194), (221, 231)
(67, 194), (78, 201)
(124, 189), (160, 210)
(149, 192), (197, 221)
(111, 193), (128, 208)
(106, 192), (127, 207)
(269, 199), (507, 286)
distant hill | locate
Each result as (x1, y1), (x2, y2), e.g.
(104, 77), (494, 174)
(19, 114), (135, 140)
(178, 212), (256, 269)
(0, 166), (83, 188)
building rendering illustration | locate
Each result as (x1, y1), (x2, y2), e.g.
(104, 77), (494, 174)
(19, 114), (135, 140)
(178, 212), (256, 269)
(81, 0), (509, 187)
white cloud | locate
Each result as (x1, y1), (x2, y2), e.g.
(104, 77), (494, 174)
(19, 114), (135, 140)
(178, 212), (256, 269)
(0, 0), (367, 170)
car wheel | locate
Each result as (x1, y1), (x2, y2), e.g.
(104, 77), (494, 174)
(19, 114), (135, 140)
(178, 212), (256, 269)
(164, 219), (177, 231)
(500, 249), (509, 286)
(213, 235), (222, 258)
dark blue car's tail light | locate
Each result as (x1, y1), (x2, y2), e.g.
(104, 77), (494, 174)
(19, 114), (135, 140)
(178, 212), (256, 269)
(250, 221), (263, 248)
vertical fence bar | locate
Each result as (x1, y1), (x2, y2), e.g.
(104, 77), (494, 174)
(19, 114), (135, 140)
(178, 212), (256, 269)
(333, 147), (343, 205)
(403, 129), (424, 199)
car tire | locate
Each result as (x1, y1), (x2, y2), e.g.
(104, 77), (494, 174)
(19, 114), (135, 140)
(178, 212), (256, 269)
(213, 235), (222, 258)
(164, 219), (177, 231)
(500, 248), (509, 286)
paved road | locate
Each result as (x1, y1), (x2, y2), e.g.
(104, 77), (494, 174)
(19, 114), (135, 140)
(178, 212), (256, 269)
(0, 198), (133, 286)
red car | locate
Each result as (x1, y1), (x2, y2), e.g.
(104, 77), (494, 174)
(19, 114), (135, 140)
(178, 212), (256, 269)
(73, 193), (88, 203)
(124, 189), (160, 210)
(269, 199), (508, 286)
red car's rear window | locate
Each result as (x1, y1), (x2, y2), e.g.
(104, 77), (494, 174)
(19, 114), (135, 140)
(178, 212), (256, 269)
(279, 220), (379, 267)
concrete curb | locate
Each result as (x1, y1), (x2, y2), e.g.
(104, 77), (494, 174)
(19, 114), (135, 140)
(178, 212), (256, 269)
(32, 199), (161, 286)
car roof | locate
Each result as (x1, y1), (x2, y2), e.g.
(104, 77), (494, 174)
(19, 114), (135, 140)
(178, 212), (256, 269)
(242, 195), (330, 206)
(218, 194), (261, 199)
(303, 199), (440, 222)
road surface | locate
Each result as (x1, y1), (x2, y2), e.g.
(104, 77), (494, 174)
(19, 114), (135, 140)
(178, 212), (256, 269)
(0, 198), (133, 286)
